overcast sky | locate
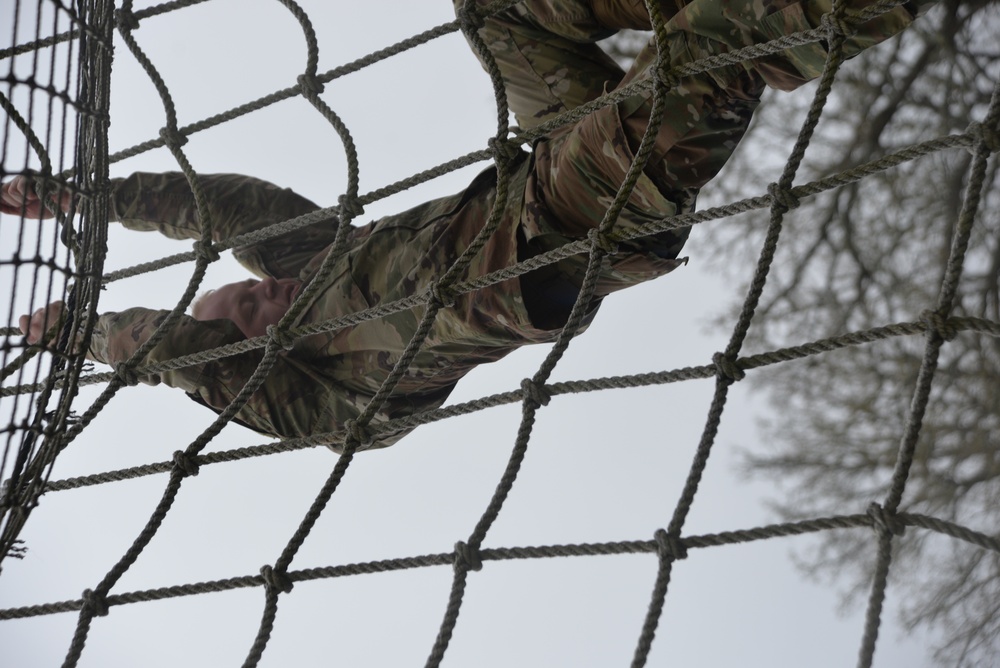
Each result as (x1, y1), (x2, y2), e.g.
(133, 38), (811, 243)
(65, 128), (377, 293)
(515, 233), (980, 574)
(1, 1), (939, 666)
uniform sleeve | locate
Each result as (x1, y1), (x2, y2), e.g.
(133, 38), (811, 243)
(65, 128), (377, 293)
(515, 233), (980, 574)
(88, 307), (249, 392)
(110, 172), (342, 278)
(87, 307), (412, 447)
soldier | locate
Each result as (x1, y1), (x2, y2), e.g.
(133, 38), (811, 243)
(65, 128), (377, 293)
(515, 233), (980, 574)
(8, 0), (928, 449)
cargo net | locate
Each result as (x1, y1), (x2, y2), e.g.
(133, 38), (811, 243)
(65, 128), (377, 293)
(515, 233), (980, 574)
(1, 0), (999, 666)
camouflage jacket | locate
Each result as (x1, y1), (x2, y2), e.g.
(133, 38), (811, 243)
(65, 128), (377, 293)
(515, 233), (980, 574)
(91, 164), (581, 451)
(91, 153), (689, 452)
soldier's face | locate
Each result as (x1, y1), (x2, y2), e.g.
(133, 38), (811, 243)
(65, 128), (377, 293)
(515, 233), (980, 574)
(194, 277), (303, 338)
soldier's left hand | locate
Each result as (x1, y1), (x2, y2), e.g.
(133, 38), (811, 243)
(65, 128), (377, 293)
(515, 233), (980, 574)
(19, 301), (67, 345)
(1, 176), (73, 220)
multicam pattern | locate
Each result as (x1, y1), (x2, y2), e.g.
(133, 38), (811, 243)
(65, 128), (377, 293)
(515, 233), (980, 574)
(89, 0), (918, 450)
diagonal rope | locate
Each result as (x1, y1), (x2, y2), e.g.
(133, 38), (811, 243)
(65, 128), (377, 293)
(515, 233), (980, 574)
(854, 79), (1000, 668)
(1, 1), (998, 667)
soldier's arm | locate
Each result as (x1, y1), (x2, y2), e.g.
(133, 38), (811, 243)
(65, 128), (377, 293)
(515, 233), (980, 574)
(89, 306), (409, 445)
(25, 300), (252, 399)
(88, 307), (248, 391)
(111, 172), (343, 278)
(88, 307), (309, 436)
(21, 301), (411, 445)
(111, 172), (321, 240)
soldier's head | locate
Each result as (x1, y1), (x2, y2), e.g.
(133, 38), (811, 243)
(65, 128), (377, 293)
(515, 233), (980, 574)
(193, 276), (303, 339)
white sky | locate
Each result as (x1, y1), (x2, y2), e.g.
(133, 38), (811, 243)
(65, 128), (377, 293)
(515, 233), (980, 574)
(1, 1), (940, 666)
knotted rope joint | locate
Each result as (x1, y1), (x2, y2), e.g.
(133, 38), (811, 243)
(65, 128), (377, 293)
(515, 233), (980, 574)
(655, 65), (683, 91)
(172, 450), (200, 477)
(712, 352), (746, 384)
(344, 419), (372, 447)
(456, 1), (485, 32)
(114, 363), (139, 387)
(297, 73), (325, 96)
(920, 309), (958, 342)
(338, 194), (364, 219)
(454, 540), (483, 572)
(159, 126), (188, 149)
(113, 8), (140, 31)
(819, 11), (857, 40)
(867, 502), (906, 537)
(767, 182), (801, 214)
(588, 228), (620, 256)
(193, 240), (220, 263)
(488, 136), (523, 166)
(429, 281), (458, 309)
(655, 528), (688, 561)
(967, 120), (1000, 153)
(81, 589), (110, 617)
(520, 378), (551, 408)
(266, 325), (296, 351)
(260, 565), (294, 594)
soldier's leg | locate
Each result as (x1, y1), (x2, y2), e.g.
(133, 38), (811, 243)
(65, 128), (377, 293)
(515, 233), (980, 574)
(455, 0), (696, 325)
(454, 0), (633, 130)
(525, 0), (926, 302)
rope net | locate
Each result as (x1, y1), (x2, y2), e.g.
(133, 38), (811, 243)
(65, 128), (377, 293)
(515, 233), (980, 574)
(1, 0), (997, 666)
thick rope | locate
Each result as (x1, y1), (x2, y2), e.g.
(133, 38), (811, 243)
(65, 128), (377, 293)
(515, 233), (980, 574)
(1, 1), (997, 667)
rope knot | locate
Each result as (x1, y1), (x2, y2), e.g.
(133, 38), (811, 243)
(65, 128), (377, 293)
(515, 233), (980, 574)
(967, 120), (1000, 153)
(712, 352), (745, 384)
(867, 502), (906, 537)
(819, 11), (856, 40)
(344, 419), (372, 447)
(920, 309), (958, 342)
(265, 324), (296, 351)
(260, 565), (294, 594)
(81, 588), (110, 617)
(588, 228), (619, 256)
(520, 378), (551, 408)
(454, 540), (483, 572)
(193, 240), (219, 263)
(159, 126), (188, 148)
(655, 65), (682, 91)
(297, 73), (325, 95)
(456, 3), (485, 32)
(114, 363), (139, 387)
(654, 529), (688, 561)
(487, 136), (523, 166)
(429, 281), (458, 308)
(172, 450), (200, 477)
(114, 8), (140, 31)
(337, 194), (364, 219)
(767, 182), (800, 214)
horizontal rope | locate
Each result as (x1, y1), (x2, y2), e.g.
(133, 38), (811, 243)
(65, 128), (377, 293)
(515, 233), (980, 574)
(2, 509), (994, 622)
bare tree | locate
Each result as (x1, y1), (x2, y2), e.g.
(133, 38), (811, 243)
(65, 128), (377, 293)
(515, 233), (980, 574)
(607, 1), (1000, 664)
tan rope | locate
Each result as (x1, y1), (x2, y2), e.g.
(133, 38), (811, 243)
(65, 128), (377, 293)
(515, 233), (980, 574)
(1, 1), (997, 667)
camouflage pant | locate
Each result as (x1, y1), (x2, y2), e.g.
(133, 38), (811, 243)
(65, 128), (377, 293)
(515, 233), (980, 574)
(459, 0), (915, 322)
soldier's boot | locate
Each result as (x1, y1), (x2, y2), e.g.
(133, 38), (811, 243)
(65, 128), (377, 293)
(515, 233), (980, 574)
(591, 0), (687, 29)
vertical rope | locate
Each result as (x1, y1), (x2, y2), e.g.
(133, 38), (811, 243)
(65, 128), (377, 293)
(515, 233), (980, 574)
(1, 1), (996, 668)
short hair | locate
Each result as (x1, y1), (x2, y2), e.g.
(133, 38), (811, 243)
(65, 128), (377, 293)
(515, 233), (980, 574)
(190, 289), (216, 320)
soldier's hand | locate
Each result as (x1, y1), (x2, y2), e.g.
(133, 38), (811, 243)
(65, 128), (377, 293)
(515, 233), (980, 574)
(1, 175), (73, 219)
(19, 301), (66, 345)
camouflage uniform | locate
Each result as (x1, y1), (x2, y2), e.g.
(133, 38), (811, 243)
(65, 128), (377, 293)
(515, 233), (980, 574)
(90, 0), (921, 450)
